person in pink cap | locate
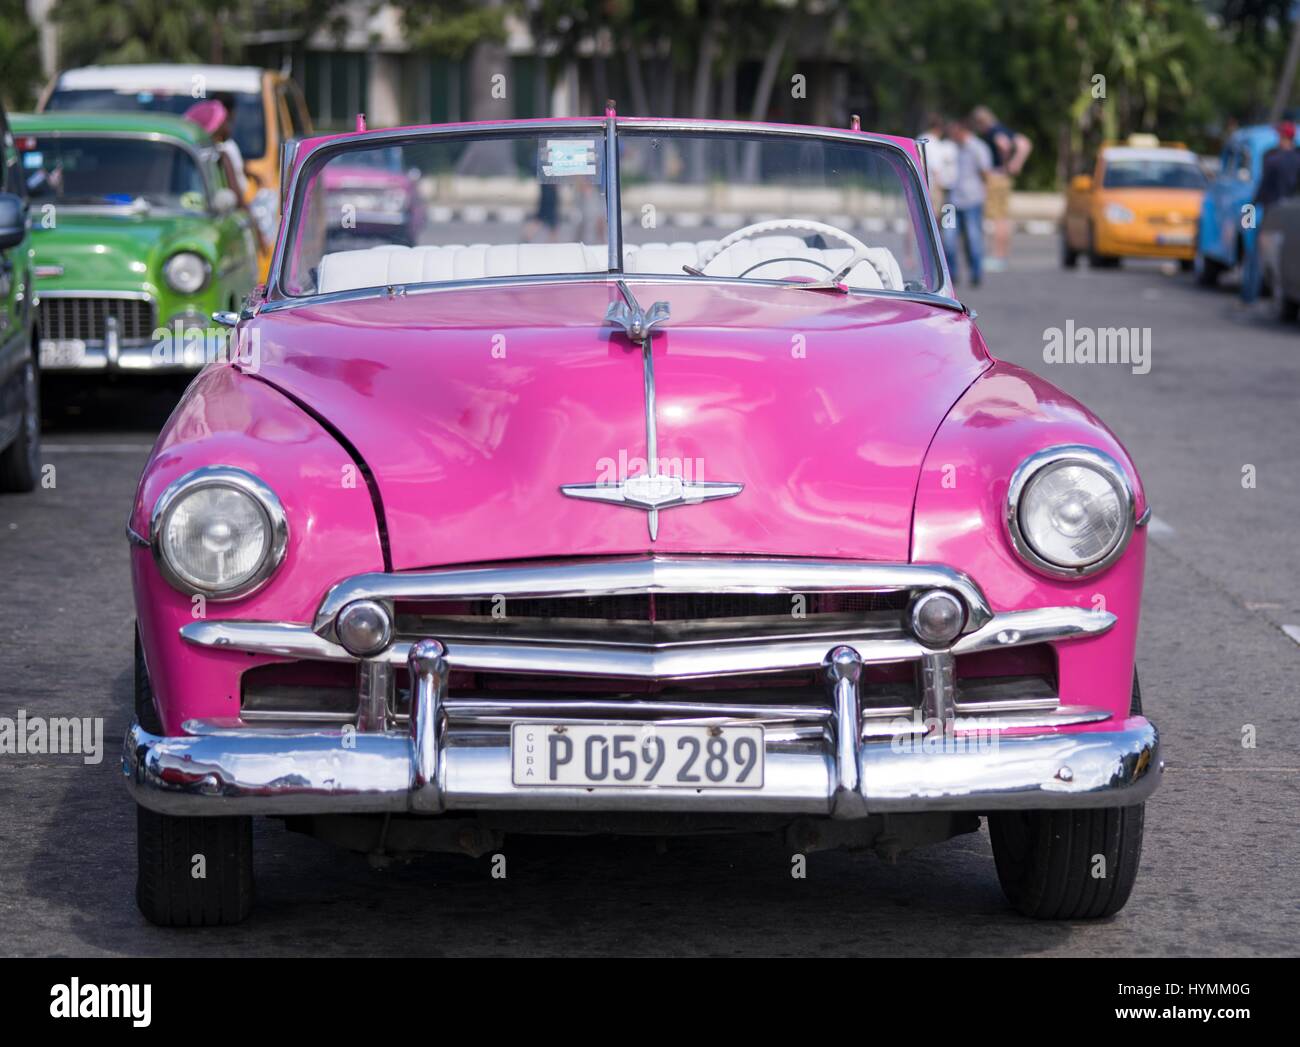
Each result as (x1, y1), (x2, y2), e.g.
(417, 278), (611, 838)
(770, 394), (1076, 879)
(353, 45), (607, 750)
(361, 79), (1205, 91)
(184, 95), (248, 197)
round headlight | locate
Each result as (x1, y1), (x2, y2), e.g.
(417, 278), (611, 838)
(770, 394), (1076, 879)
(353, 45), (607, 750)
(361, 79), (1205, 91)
(163, 251), (210, 294)
(151, 467), (287, 598)
(1008, 447), (1135, 578)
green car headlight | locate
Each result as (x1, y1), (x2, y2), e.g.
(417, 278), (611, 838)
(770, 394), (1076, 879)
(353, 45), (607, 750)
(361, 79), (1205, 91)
(163, 251), (211, 294)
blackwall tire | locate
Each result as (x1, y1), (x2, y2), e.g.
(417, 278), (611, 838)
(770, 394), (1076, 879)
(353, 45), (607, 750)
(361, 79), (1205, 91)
(987, 674), (1146, 920)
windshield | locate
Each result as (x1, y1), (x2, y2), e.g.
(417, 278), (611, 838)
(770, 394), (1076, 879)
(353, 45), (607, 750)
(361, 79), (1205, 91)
(20, 135), (208, 210)
(281, 125), (941, 298)
(46, 88), (267, 159)
(1102, 158), (1206, 189)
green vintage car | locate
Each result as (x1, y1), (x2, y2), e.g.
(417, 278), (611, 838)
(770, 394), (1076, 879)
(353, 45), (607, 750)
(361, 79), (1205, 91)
(11, 112), (258, 373)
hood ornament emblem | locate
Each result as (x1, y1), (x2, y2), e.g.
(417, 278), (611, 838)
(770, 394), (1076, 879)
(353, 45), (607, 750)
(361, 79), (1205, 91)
(561, 282), (743, 541)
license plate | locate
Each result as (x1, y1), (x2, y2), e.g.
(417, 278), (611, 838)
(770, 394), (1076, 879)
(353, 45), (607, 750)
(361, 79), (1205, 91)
(1157, 232), (1193, 245)
(511, 723), (764, 788)
(39, 338), (86, 367)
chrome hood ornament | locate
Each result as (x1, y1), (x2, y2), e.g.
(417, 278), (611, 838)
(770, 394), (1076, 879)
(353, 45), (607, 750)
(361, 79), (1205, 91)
(561, 282), (743, 540)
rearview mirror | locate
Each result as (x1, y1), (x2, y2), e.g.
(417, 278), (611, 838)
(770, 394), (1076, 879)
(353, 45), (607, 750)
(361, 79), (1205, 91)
(0, 192), (27, 250)
(1070, 174), (1092, 193)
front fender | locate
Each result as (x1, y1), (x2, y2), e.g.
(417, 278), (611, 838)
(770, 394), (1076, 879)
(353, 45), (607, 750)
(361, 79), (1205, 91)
(911, 362), (1148, 723)
(130, 363), (385, 733)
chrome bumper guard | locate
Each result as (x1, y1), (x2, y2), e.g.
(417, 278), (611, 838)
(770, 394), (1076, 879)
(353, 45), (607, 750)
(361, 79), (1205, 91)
(123, 637), (1161, 818)
(125, 558), (1161, 818)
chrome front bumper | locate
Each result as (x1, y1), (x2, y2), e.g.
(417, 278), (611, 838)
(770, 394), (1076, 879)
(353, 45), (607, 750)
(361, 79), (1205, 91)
(123, 638), (1162, 819)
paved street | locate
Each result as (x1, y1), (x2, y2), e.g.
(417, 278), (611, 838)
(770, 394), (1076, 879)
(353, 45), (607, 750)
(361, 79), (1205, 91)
(1, 237), (1296, 956)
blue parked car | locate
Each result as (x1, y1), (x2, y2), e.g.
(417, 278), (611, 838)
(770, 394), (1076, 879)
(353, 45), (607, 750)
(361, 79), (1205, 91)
(1195, 123), (1296, 285)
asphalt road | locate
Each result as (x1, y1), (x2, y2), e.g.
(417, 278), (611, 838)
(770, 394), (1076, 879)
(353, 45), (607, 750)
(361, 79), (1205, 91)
(1, 237), (1296, 956)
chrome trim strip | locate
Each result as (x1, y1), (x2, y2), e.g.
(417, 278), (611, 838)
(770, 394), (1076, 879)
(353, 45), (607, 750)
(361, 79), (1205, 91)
(1005, 445), (1138, 580)
(125, 523), (150, 547)
(36, 289), (154, 301)
(239, 699), (1108, 732)
(439, 698), (834, 724)
(123, 715), (1161, 816)
(1136, 505), (1152, 527)
(256, 272), (965, 316)
(950, 606), (1116, 655)
(605, 114), (621, 271)
(149, 466), (289, 601)
(182, 619), (924, 679)
(182, 605), (1109, 682)
(312, 556), (995, 637)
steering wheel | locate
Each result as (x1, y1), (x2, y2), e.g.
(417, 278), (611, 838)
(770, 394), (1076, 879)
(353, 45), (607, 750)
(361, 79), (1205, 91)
(696, 218), (893, 288)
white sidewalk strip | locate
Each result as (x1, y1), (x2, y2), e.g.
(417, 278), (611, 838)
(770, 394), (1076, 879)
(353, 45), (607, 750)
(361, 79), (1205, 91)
(43, 443), (153, 453)
(1146, 515), (1176, 538)
(1281, 625), (1300, 646)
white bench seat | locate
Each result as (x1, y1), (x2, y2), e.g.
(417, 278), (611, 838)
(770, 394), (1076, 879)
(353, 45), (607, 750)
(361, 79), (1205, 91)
(315, 236), (903, 294)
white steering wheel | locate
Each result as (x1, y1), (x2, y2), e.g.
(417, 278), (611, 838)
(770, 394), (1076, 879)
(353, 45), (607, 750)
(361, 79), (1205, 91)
(696, 218), (893, 288)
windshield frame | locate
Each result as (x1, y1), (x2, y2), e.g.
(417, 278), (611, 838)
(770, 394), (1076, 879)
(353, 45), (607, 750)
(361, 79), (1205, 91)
(268, 117), (954, 310)
(20, 129), (218, 213)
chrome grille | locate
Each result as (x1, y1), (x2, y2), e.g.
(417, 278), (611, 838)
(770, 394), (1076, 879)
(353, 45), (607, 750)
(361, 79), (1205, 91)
(394, 590), (910, 647)
(37, 296), (156, 343)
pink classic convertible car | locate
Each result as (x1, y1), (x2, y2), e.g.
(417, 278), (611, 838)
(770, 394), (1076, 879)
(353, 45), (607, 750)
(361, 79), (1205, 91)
(124, 116), (1160, 926)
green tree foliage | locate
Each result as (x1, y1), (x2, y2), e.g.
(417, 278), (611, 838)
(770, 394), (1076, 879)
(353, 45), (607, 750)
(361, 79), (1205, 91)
(0, 0), (41, 109)
(843, 0), (1296, 187)
(49, 0), (348, 68)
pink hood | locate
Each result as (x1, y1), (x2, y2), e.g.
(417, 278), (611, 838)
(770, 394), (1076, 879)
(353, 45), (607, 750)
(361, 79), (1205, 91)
(246, 281), (989, 570)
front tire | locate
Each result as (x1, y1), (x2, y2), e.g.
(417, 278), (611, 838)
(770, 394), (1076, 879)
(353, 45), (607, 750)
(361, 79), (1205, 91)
(0, 359), (39, 492)
(1086, 226), (1119, 269)
(133, 626), (254, 926)
(987, 675), (1146, 919)
(136, 807), (255, 927)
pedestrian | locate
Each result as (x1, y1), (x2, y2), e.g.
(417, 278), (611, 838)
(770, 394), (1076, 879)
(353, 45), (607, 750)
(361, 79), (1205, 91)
(919, 113), (958, 213)
(942, 117), (992, 288)
(184, 95), (248, 197)
(1243, 120), (1300, 304)
(971, 105), (1032, 271)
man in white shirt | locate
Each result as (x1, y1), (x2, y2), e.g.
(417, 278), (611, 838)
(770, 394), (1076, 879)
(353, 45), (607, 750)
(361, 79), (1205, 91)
(942, 118), (992, 287)
(919, 114), (958, 209)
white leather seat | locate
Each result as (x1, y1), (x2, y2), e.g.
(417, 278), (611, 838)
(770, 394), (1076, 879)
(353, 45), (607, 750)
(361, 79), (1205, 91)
(316, 237), (903, 293)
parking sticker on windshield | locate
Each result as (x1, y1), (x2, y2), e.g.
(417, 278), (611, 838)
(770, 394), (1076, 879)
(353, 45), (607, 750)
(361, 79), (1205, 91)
(539, 139), (598, 180)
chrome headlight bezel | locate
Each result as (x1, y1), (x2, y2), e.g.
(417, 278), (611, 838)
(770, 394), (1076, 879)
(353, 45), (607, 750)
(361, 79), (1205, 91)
(163, 251), (211, 294)
(1006, 445), (1136, 579)
(149, 466), (288, 600)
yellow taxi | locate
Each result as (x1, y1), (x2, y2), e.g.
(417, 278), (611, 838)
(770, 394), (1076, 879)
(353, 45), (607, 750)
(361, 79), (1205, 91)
(1062, 134), (1207, 268)
(39, 64), (312, 278)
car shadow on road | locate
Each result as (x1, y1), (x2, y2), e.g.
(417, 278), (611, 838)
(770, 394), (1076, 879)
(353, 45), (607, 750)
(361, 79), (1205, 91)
(20, 706), (1107, 957)
(41, 376), (187, 435)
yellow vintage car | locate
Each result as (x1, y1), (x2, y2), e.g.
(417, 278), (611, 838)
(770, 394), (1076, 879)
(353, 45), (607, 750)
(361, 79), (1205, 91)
(1061, 135), (1207, 268)
(39, 64), (312, 279)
